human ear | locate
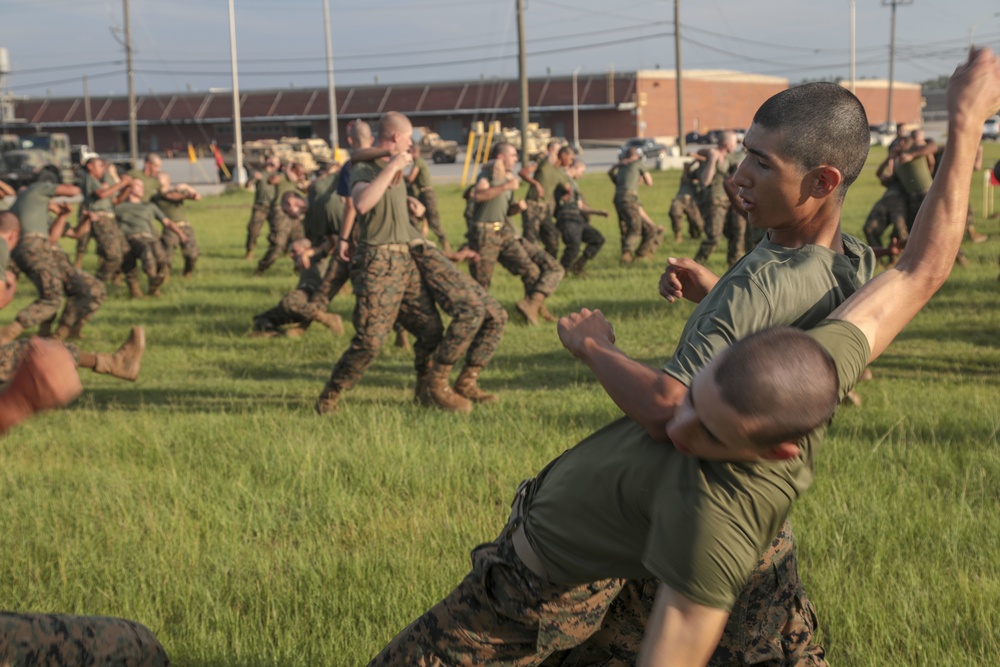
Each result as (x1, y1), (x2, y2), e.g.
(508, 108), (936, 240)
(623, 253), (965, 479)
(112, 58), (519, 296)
(762, 442), (801, 460)
(809, 167), (842, 199)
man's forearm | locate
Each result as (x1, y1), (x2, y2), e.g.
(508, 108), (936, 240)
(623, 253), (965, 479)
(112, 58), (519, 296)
(577, 339), (685, 441)
(354, 167), (398, 214)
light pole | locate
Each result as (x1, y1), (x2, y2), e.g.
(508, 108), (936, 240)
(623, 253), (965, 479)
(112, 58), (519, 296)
(227, 0), (245, 185)
(572, 67), (581, 152)
(882, 0), (913, 130)
(969, 12), (1000, 48)
(323, 0), (340, 152)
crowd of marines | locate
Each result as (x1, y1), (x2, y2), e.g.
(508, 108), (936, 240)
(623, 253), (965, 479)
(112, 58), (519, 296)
(0, 45), (999, 665)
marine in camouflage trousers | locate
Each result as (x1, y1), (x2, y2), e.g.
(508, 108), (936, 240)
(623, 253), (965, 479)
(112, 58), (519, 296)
(322, 244), (443, 394)
(669, 192), (704, 240)
(162, 221), (200, 277)
(410, 242), (507, 369)
(90, 211), (128, 283)
(10, 235), (105, 332)
(613, 192), (658, 259)
(555, 209), (604, 269)
(862, 185), (909, 249)
(256, 208), (305, 274)
(724, 207), (748, 267)
(0, 338), (79, 382)
(542, 521), (826, 667)
(123, 234), (169, 293)
(245, 203), (269, 254)
(415, 187), (449, 247)
(521, 200), (561, 258)
(468, 222), (564, 298)
(0, 612), (169, 667)
(253, 287), (324, 333)
(694, 194), (731, 264)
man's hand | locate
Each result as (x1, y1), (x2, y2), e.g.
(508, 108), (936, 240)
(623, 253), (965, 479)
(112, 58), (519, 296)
(558, 308), (616, 359)
(504, 175), (521, 192)
(659, 257), (719, 304)
(0, 338), (83, 434)
(337, 238), (353, 263)
(533, 183), (545, 198)
(389, 151), (413, 174)
(449, 247), (480, 264)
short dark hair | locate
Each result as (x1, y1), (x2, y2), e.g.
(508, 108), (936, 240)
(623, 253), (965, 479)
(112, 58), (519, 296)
(713, 327), (839, 448)
(753, 82), (869, 201)
(490, 142), (515, 159)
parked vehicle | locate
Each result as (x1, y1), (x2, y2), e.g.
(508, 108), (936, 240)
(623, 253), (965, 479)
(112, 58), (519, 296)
(617, 137), (668, 162)
(984, 115), (1000, 141)
(0, 133), (76, 188)
(413, 127), (459, 163)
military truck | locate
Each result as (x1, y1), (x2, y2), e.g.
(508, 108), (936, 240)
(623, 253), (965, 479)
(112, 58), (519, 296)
(413, 127), (458, 163)
(1, 132), (76, 188)
(498, 123), (554, 157)
(280, 137), (334, 171)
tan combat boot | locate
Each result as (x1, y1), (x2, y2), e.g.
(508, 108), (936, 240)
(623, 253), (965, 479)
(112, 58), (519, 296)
(568, 256), (588, 276)
(315, 385), (341, 415)
(423, 361), (472, 413)
(0, 322), (24, 346)
(51, 324), (73, 341)
(394, 328), (411, 351)
(537, 300), (558, 323)
(313, 311), (344, 335)
(620, 250), (634, 265)
(515, 292), (545, 326)
(128, 280), (144, 299)
(454, 365), (498, 404)
(94, 326), (146, 381)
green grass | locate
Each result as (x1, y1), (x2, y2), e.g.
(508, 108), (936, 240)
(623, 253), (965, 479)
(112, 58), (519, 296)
(1, 144), (999, 666)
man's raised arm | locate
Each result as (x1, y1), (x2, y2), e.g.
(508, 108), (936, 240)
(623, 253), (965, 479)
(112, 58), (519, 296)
(831, 48), (1000, 360)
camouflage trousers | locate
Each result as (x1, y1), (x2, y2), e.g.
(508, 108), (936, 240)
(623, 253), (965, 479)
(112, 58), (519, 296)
(555, 210), (605, 268)
(11, 236), (105, 331)
(863, 187), (909, 248)
(694, 195), (731, 264)
(613, 192), (656, 258)
(0, 338), (80, 383)
(123, 234), (169, 292)
(416, 188), (449, 245)
(246, 203), (269, 253)
(522, 201), (561, 258)
(91, 211), (128, 282)
(367, 524), (625, 667)
(468, 223), (564, 297)
(0, 612), (169, 667)
(314, 255), (352, 307)
(669, 193), (704, 239)
(410, 242), (507, 368)
(325, 244), (443, 393)
(162, 221), (199, 276)
(724, 207), (748, 267)
(256, 208), (305, 273)
(542, 521), (826, 667)
(254, 287), (322, 333)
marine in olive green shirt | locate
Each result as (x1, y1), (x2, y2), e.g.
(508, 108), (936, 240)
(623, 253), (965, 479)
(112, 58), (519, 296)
(349, 160), (420, 245)
(9, 182), (58, 236)
(114, 201), (167, 238)
(525, 156), (569, 204)
(611, 160), (648, 195)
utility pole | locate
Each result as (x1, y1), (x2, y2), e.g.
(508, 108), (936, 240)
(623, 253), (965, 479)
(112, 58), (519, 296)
(572, 67), (581, 152)
(675, 0), (685, 153)
(849, 0), (856, 94)
(516, 0), (530, 165)
(83, 76), (95, 149)
(227, 0), (245, 185)
(323, 0), (340, 152)
(882, 0), (912, 129)
(123, 0), (138, 166)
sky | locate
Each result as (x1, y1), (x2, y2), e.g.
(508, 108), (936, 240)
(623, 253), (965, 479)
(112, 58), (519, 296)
(2, 0), (1000, 100)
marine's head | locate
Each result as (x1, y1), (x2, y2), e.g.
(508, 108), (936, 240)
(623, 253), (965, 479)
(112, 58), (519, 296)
(0, 211), (21, 249)
(144, 153), (162, 177)
(377, 112), (413, 155)
(84, 156), (106, 178)
(347, 119), (373, 151)
(491, 142), (519, 172)
(667, 327), (839, 462)
(557, 145), (575, 168)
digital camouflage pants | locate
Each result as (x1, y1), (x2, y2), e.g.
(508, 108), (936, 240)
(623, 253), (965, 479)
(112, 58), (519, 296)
(669, 193), (704, 239)
(863, 186), (909, 248)
(542, 521), (826, 667)
(245, 203), (269, 253)
(555, 210), (605, 268)
(253, 287), (323, 333)
(162, 221), (200, 276)
(0, 338), (80, 383)
(0, 612), (169, 667)
(11, 236), (105, 331)
(724, 207), (747, 267)
(695, 194), (731, 264)
(324, 244), (443, 393)
(123, 234), (168, 292)
(410, 242), (507, 369)
(256, 208), (305, 274)
(613, 192), (657, 258)
(521, 200), (561, 259)
(468, 223), (564, 297)
(90, 211), (128, 282)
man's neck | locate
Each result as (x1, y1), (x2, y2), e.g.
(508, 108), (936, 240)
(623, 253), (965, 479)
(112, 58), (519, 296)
(767, 205), (844, 252)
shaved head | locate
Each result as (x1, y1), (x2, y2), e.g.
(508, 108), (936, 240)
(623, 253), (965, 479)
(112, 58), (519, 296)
(378, 112), (412, 141)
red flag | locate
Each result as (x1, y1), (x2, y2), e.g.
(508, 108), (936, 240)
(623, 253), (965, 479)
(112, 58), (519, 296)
(991, 160), (999, 186)
(210, 143), (230, 179)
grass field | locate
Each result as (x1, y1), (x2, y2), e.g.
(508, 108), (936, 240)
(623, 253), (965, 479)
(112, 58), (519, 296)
(1, 144), (999, 666)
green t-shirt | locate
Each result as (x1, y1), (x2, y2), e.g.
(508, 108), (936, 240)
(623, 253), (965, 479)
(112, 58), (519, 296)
(409, 157), (432, 192)
(273, 174), (306, 206)
(115, 201), (166, 237)
(254, 172), (278, 207)
(10, 182), (58, 236)
(664, 233), (875, 386)
(526, 156), (569, 203)
(524, 319), (870, 610)
(0, 237), (9, 275)
(471, 167), (514, 225)
(700, 151), (742, 199)
(894, 157), (933, 197)
(151, 192), (187, 223)
(128, 170), (162, 203)
(349, 160), (420, 245)
(304, 188), (344, 247)
(612, 160), (647, 195)
(83, 172), (116, 212)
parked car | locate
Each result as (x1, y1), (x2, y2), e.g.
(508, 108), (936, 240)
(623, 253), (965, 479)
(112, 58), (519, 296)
(984, 115), (1000, 141)
(618, 137), (668, 161)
